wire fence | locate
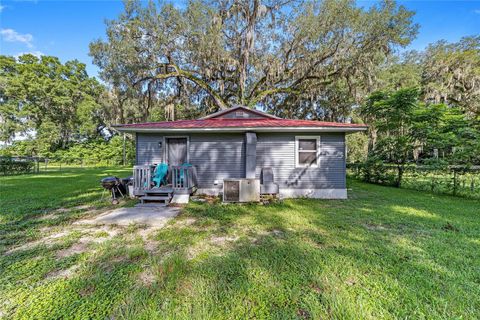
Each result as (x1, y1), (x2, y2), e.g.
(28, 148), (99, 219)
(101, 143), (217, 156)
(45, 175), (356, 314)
(348, 163), (480, 199)
(0, 156), (125, 176)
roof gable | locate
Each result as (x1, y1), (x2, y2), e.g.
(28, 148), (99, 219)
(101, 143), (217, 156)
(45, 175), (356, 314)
(200, 106), (280, 120)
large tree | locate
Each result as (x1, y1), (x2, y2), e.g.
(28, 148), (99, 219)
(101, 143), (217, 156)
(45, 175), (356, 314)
(90, 0), (417, 121)
(421, 36), (480, 117)
(0, 54), (104, 154)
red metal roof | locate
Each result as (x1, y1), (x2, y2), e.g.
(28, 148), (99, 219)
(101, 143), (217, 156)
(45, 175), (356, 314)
(116, 118), (367, 130)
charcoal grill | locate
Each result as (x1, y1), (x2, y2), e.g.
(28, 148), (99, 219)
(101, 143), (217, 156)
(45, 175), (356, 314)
(101, 176), (127, 204)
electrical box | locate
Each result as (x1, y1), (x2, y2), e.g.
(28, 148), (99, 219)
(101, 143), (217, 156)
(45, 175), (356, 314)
(223, 179), (260, 202)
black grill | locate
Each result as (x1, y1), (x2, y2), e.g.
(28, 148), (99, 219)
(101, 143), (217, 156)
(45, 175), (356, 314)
(100, 176), (129, 204)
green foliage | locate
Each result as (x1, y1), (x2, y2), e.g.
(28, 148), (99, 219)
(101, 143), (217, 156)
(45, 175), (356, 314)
(358, 87), (480, 187)
(422, 36), (480, 116)
(349, 162), (480, 199)
(359, 88), (420, 186)
(0, 136), (135, 166)
(53, 136), (135, 165)
(0, 54), (105, 152)
(346, 132), (368, 163)
(90, 0), (417, 120)
(0, 157), (35, 175)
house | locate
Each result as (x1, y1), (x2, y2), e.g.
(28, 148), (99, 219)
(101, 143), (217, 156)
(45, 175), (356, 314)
(114, 106), (367, 201)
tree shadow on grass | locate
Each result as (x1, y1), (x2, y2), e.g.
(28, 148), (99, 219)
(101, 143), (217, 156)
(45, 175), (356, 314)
(3, 234), (148, 319)
(2, 178), (480, 319)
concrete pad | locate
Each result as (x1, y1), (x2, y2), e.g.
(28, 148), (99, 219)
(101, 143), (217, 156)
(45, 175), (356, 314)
(76, 205), (180, 227)
(171, 194), (190, 204)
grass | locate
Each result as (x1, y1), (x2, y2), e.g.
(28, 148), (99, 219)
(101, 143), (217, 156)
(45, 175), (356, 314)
(1, 168), (480, 319)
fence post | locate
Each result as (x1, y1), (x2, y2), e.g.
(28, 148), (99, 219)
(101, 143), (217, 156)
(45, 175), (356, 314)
(123, 133), (126, 166)
(453, 169), (457, 196)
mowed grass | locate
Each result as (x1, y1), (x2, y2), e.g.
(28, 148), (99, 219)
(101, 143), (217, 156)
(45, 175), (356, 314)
(1, 168), (479, 319)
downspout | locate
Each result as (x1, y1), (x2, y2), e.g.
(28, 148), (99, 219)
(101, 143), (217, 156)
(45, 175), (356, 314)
(245, 132), (257, 179)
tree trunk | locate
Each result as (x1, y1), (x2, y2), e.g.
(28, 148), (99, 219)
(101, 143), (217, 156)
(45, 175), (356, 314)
(396, 165), (404, 188)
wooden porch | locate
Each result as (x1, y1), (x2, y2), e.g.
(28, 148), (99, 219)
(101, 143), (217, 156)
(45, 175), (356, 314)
(132, 165), (197, 204)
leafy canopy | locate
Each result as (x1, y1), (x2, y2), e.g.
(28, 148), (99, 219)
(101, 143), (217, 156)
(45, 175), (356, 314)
(90, 0), (417, 119)
(0, 54), (104, 153)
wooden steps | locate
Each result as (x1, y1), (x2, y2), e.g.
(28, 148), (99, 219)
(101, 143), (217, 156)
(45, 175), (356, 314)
(140, 187), (173, 204)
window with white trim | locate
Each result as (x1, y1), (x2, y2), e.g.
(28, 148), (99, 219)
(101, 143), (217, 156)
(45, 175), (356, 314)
(295, 136), (320, 167)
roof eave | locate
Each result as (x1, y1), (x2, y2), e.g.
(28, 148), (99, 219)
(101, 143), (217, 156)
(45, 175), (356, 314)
(115, 126), (367, 133)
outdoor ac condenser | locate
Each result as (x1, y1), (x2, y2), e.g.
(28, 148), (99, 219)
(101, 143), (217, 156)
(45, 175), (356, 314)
(223, 179), (260, 203)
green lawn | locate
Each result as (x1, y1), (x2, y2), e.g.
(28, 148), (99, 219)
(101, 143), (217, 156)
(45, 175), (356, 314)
(1, 168), (479, 319)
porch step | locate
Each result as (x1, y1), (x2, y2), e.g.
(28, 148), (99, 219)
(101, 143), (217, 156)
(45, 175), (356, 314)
(140, 195), (171, 204)
(146, 187), (174, 194)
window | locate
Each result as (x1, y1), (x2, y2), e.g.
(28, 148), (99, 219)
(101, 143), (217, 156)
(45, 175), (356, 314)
(235, 111), (249, 118)
(295, 136), (320, 167)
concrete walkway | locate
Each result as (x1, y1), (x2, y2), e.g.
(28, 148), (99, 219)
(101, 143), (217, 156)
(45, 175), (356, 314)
(76, 204), (181, 227)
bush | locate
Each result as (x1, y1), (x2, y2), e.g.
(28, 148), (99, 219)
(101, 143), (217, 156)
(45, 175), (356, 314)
(348, 161), (480, 199)
(0, 136), (135, 166)
(52, 137), (135, 166)
(348, 159), (398, 186)
(0, 157), (35, 175)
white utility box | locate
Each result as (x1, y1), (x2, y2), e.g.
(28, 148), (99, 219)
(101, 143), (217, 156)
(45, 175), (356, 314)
(223, 179), (260, 202)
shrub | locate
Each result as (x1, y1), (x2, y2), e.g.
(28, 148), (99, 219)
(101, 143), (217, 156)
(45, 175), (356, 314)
(0, 157), (35, 175)
(349, 159), (398, 186)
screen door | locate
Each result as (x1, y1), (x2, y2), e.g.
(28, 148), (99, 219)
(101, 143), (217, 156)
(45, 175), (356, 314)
(166, 138), (188, 165)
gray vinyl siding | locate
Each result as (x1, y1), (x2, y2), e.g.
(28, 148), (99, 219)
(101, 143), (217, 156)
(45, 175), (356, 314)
(136, 133), (245, 189)
(135, 132), (345, 190)
(136, 134), (164, 165)
(189, 133), (245, 189)
(255, 133), (346, 189)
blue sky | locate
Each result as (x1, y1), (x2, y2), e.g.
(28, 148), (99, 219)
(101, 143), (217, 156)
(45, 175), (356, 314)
(0, 0), (479, 78)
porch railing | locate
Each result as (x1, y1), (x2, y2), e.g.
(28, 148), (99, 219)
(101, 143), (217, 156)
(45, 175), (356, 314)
(132, 164), (197, 196)
(132, 165), (154, 196)
(171, 165), (197, 190)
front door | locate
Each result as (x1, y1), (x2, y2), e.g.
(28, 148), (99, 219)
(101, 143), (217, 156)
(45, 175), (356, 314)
(166, 137), (188, 165)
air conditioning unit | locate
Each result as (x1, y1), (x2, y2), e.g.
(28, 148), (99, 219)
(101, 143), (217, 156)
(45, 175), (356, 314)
(223, 179), (260, 203)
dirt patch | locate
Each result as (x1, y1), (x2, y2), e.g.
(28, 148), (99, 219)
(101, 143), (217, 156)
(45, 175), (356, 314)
(191, 195), (220, 204)
(50, 204), (93, 215)
(130, 226), (162, 253)
(297, 308), (311, 319)
(46, 265), (79, 280)
(138, 269), (156, 286)
(174, 218), (197, 227)
(345, 277), (357, 286)
(79, 286), (95, 297)
(56, 242), (89, 258)
(4, 230), (72, 255)
(136, 227), (160, 241)
(210, 235), (239, 246)
(271, 229), (285, 238)
(37, 213), (57, 220)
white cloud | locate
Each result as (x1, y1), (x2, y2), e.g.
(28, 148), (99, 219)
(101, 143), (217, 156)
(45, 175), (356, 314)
(0, 5), (5, 12)
(15, 51), (44, 58)
(0, 28), (34, 48)
(474, 9), (480, 14)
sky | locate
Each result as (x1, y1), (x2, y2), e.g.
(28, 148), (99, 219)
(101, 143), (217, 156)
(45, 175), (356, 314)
(0, 0), (479, 79)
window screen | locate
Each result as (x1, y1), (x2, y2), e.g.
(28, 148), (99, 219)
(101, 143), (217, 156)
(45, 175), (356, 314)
(297, 138), (318, 166)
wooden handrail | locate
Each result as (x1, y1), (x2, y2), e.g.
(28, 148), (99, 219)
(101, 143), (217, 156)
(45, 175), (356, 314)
(132, 164), (197, 195)
(132, 165), (154, 196)
(171, 165), (197, 190)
